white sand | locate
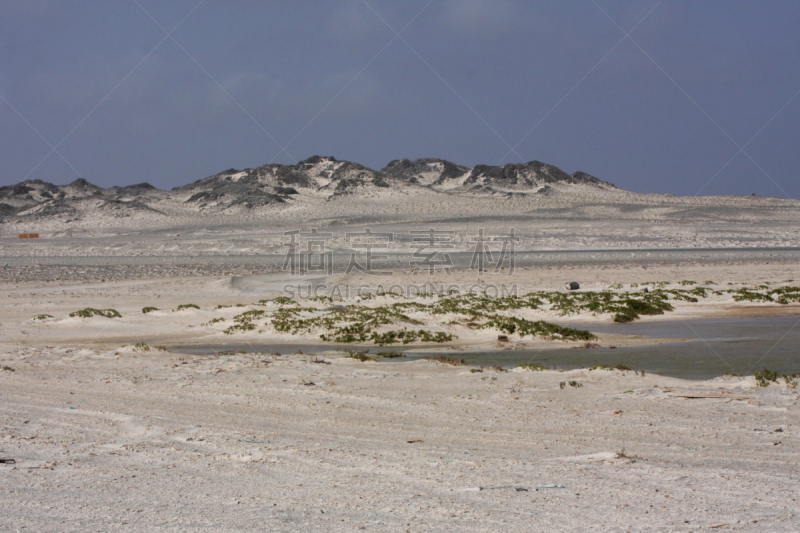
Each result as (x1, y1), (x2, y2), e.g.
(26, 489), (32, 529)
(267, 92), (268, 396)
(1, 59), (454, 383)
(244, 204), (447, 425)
(1, 345), (797, 531)
(2, 189), (800, 531)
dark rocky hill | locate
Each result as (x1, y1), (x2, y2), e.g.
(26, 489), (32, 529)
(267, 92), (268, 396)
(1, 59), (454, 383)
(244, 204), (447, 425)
(0, 156), (614, 221)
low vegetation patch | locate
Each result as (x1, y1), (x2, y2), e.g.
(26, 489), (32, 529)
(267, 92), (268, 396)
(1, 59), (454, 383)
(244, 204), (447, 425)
(373, 351), (405, 358)
(70, 308), (121, 319)
(345, 351), (373, 362)
(32, 314), (53, 321)
(269, 296), (298, 306)
(125, 342), (168, 352)
(589, 363), (632, 371)
(517, 363), (548, 371)
(223, 309), (266, 334)
(482, 316), (596, 341)
(175, 304), (200, 311)
(731, 286), (800, 304)
(754, 369), (798, 387)
(223, 322), (256, 334)
(142, 307), (158, 314)
(370, 329), (454, 346)
(424, 355), (466, 366)
(203, 284), (800, 345)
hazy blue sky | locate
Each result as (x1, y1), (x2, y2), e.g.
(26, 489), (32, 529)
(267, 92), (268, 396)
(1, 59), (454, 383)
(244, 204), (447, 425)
(1, 1), (799, 197)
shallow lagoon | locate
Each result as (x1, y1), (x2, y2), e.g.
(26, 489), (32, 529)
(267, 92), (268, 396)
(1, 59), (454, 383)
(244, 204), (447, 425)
(174, 315), (800, 379)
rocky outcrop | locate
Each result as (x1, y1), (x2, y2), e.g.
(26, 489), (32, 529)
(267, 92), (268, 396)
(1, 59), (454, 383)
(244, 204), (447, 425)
(381, 158), (470, 187)
(0, 156), (614, 221)
(461, 161), (611, 194)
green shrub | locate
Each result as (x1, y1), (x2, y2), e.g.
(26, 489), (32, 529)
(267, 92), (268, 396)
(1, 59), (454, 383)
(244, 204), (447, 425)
(223, 323), (256, 334)
(175, 304), (200, 311)
(370, 329), (454, 346)
(589, 363), (631, 371)
(32, 314), (53, 321)
(755, 368), (779, 387)
(270, 296), (298, 306)
(70, 308), (121, 319)
(374, 351), (405, 358)
(142, 307), (158, 314)
(481, 316), (596, 341)
(517, 363), (548, 371)
(424, 355), (465, 366)
(346, 351), (374, 362)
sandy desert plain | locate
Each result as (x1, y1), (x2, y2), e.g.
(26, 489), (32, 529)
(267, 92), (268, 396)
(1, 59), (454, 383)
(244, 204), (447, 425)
(2, 183), (800, 532)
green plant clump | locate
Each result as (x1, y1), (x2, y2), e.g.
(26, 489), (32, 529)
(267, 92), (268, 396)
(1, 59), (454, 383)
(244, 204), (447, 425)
(70, 308), (121, 319)
(175, 304), (200, 311)
(517, 363), (548, 371)
(269, 296), (298, 306)
(482, 316), (596, 341)
(32, 314), (53, 321)
(752, 369), (798, 387)
(424, 355), (466, 366)
(223, 322), (256, 334)
(346, 351), (374, 362)
(755, 368), (779, 387)
(373, 351), (405, 358)
(369, 329), (454, 346)
(142, 307), (158, 314)
(589, 363), (631, 371)
(223, 309), (266, 334)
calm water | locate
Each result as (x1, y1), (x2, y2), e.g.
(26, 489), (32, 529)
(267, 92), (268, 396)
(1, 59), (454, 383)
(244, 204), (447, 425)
(174, 315), (800, 379)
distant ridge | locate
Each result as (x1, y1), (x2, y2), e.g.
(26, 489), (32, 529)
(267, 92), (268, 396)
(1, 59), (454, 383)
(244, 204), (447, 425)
(0, 156), (615, 221)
